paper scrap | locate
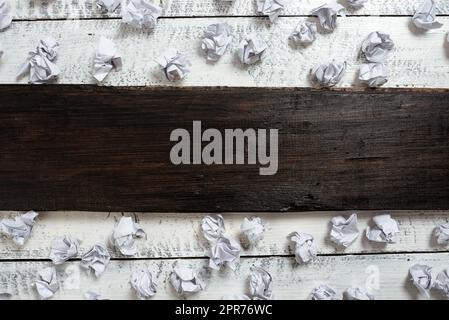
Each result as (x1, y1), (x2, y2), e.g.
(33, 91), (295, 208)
(81, 244), (111, 277)
(412, 0), (442, 30)
(310, 284), (339, 300)
(433, 269), (449, 298)
(344, 287), (375, 300)
(288, 232), (317, 264)
(0, 210), (38, 245)
(170, 265), (206, 295)
(17, 36), (60, 84)
(361, 31), (395, 63)
(35, 267), (59, 300)
(434, 222), (449, 245)
(310, 2), (346, 31)
(409, 264), (432, 298)
(221, 294), (251, 300)
(201, 22), (232, 62)
(330, 213), (359, 247)
(256, 0), (290, 22)
(131, 270), (157, 299)
(0, 0), (12, 31)
(109, 216), (146, 256)
(156, 48), (191, 81)
(347, 0), (368, 8)
(359, 62), (388, 87)
(249, 267), (273, 300)
(122, 0), (163, 29)
(84, 291), (108, 300)
(241, 216), (266, 245)
(201, 214), (225, 242)
(289, 22), (317, 45)
(207, 234), (241, 270)
(93, 36), (122, 83)
(366, 214), (399, 243)
(97, 0), (121, 13)
(310, 60), (346, 87)
(237, 33), (268, 65)
(49, 235), (80, 265)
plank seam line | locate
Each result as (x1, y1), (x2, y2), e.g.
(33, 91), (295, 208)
(11, 14), (447, 23)
(1, 250), (448, 263)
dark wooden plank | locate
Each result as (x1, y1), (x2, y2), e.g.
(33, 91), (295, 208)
(0, 85), (449, 212)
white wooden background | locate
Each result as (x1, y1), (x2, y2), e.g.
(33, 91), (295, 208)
(0, 0), (449, 300)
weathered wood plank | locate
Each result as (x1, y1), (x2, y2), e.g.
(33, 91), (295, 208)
(8, 0), (449, 19)
(1, 86), (449, 211)
(0, 17), (448, 88)
(1, 253), (448, 300)
(0, 211), (448, 260)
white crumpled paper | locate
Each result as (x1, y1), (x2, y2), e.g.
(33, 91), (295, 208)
(201, 214), (225, 241)
(409, 264), (432, 298)
(347, 0), (368, 8)
(366, 214), (399, 243)
(359, 62), (388, 87)
(0, 0), (12, 31)
(97, 0), (121, 13)
(310, 3), (346, 31)
(310, 60), (346, 87)
(131, 270), (157, 299)
(49, 235), (80, 265)
(122, 0), (163, 29)
(222, 294), (251, 300)
(288, 232), (317, 264)
(330, 213), (359, 248)
(237, 33), (268, 65)
(289, 22), (317, 45)
(241, 216), (266, 245)
(433, 269), (449, 298)
(207, 234), (242, 270)
(17, 36), (60, 84)
(0, 210), (38, 245)
(93, 36), (122, 83)
(170, 265), (206, 295)
(156, 48), (191, 81)
(310, 284), (339, 300)
(412, 0), (442, 30)
(84, 291), (108, 300)
(361, 31), (395, 63)
(434, 222), (449, 245)
(201, 22), (232, 62)
(109, 216), (146, 256)
(81, 244), (111, 277)
(256, 0), (290, 22)
(249, 267), (273, 300)
(344, 287), (375, 300)
(35, 267), (59, 300)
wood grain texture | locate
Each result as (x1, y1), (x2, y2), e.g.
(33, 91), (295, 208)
(1, 253), (448, 300)
(0, 17), (448, 88)
(0, 211), (448, 260)
(8, 0), (449, 20)
(1, 86), (449, 212)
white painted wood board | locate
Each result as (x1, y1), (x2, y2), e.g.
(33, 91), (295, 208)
(0, 253), (447, 300)
(0, 211), (447, 260)
(8, 0), (449, 19)
(1, 17), (448, 88)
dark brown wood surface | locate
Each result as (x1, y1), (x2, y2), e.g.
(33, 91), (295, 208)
(1, 85), (449, 212)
